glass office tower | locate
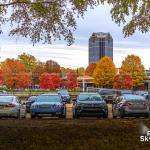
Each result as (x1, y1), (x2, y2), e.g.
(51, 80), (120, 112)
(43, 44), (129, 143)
(89, 32), (113, 64)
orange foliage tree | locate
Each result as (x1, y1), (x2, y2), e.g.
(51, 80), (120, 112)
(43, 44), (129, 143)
(121, 55), (145, 89)
(1, 59), (31, 88)
(113, 71), (133, 90)
(93, 56), (116, 88)
(85, 63), (96, 76)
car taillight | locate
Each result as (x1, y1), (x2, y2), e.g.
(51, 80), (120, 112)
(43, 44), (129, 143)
(122, 102), (132, 107)
(6, 104), (16, 108)
(144, 101), (149, 107)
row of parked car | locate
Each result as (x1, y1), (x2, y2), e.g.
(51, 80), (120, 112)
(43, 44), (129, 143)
(0, 89), (149, 119)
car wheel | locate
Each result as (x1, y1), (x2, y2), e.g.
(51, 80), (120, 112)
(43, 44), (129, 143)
(113, 115), (117, 119)
(74, 113), (79, 119)
(119, 111), (124, 119)
(31, 114), (36, 119)
(145, 114), (149, 118)
(16, 110), (21, 119)
(103, 114), (108, 119)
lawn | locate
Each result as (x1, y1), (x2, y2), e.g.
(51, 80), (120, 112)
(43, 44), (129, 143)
(0, 119), (150, 150)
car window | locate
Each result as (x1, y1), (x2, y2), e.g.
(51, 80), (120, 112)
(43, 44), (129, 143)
(37, 95), (61, 102)
(124, 95), (145, 101)
(0, 96), (14, 102)
(78, 94), (102, 101)
(99, 90), (115, 95)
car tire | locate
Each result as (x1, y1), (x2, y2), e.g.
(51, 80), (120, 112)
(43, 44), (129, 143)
(17, 111), (21, 119)
(31, 114), (36, 119)
(145, 114), (149, 118)
(113, 116), (117, 119)
(103, 114), (108, 119)
(119, 111), (124, 119)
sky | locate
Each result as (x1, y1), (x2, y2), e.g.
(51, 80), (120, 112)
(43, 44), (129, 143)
(0, 4), (150, 69)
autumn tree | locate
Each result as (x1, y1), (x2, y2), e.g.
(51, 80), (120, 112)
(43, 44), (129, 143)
(1, 59), (31, 88)
(32, 61), (45, 85)
(45, 60), (61, 74)
(18, 53), (37, 72)
(0, 1), (149, 45)
(39, 72), (61, 89)
(113, 71), (133, 90)
(77, 67), (85, 76)
(39, 72), (54, 89)
(93, 56), (116, 88)
(85, 63), (96, 76)
(121, 55), (146, 89)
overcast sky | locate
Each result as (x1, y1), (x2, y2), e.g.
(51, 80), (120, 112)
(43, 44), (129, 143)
(0, 4), (150, 69)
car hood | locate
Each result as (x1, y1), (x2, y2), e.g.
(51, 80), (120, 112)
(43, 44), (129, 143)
(32, 102), (62, 106)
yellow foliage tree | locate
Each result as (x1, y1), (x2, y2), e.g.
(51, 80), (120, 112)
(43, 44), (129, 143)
(93, 56), (116, 88)
(121, 55), (146, 89)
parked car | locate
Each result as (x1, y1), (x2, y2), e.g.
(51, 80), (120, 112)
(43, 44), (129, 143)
(26, 96), (37, 113)
(112, 94), (149, 118)
(0, 90), (8, 94)
(30, 94), (65, 118)
(57, 89), (70, 103)
(0, 95), (25, 118)
(74, 93), (108, 118)
(98, 89), (120, 103)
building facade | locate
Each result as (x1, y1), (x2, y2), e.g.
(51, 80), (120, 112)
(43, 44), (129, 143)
(89, 32), (113, 64)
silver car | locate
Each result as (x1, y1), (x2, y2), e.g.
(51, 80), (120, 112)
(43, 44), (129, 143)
(112, 94), (149, 118)
(0, 95), (26, 118)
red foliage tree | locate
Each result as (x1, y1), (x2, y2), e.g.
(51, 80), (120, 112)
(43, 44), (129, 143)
(51, 73), (61, 89)
(66, 71), (78, 89)
(113, 71), (133, 90)
(39, 72), (54, 89)
(85, 63), (96, 76)
(39, 73), (61, 89)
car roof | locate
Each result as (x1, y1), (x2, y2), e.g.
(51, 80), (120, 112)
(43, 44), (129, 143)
(39, 94), (59, 96)
(122, 94), (145, 99)
(79, 93), (99, 95)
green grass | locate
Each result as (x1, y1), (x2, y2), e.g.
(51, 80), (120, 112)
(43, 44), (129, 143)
(0, 119), (150, 150)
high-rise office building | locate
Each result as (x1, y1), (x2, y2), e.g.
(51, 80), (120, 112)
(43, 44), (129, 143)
(89, 32), (113, 64)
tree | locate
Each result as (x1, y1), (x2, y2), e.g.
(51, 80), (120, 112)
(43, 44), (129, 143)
(121, 55), (146, 89)
(18, 53), (37, 72)
(77, 67), (85, 76)
(32, 61), (46, 85)
(45, 60), (61, 74)
(85, 63), (96, 76)
(1, 59), (31, 88)
(39, 72), (61, 89)
(93, 56), (116, 88)
(113, 71), (133, 90)
(66, 70), (78, 90)
(0, 1), (149, 45)
(39, 72), (54, 89)
(51, 73), (61, 89)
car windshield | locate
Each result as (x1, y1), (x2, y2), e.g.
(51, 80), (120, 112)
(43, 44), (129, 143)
(28, 96), (37, 102)
(124, 95), (145, 101)
(0, 96), (13, 102)
(99, 90), (114, 95)
(37, 95), (61, 102)
(78, 94), (102, 101)
(121, 90), (132, 94)
(58, 90), (69, 95)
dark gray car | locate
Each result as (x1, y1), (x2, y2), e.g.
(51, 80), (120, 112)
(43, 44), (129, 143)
(112, 94), (149, 118)
(74, 93), (108, 118)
